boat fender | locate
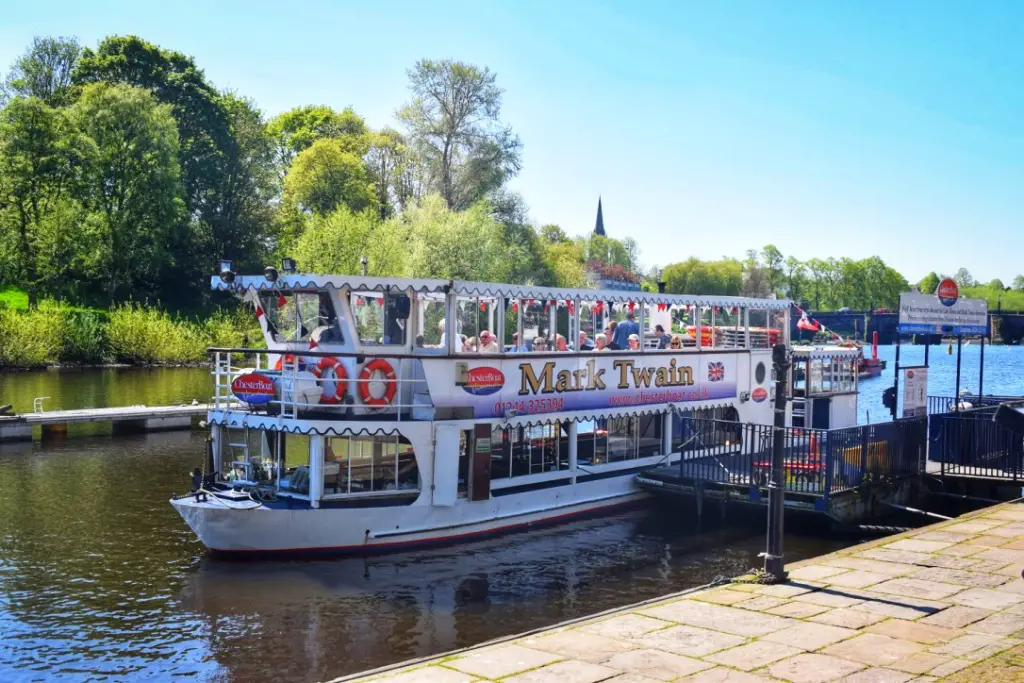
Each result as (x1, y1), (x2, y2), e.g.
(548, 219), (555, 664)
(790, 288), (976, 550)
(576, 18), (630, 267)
(312, 356), (348, 404)
(359, 359), (398, 408)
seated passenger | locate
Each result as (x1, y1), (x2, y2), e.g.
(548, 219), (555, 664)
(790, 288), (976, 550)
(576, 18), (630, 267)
(654, 324), (671, 349)
(478, 330), (500, 353)
(605, 321), (621, 350)
(508, 332), (530, 352)
(555, 334), (569, 351)
(594, 333), (608, 352)
(613, 311), (640, 349)
(669, 335), (683, 350)
(532, 336), (547, 352)
(462, 336), (476, 352)
(578, 331), (595, 351)
(628, 333), (641, 351)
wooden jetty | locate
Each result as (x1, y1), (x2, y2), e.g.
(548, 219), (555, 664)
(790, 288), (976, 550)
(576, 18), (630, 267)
(0, 403), (212, 442)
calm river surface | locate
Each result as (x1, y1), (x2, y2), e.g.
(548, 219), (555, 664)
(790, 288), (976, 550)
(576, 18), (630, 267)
(0, 346), (1022, 683)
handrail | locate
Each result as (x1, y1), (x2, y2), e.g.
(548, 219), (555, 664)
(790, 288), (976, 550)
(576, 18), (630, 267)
(206, 346), (758, 360)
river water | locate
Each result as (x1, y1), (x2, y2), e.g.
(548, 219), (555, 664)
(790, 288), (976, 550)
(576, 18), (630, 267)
(0, 346), (1021, 683)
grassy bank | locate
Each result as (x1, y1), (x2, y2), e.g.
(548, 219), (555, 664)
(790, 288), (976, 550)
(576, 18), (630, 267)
(0, 299), (262, 369)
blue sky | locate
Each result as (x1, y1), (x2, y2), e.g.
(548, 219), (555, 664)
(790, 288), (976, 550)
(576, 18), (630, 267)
(2, 1), (1022, 284)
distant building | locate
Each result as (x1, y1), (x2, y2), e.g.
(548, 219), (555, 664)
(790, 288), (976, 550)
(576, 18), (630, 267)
(588, 197), (640, 291)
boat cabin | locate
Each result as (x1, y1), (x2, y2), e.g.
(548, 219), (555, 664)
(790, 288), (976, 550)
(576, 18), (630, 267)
(789, 346), (860, 429)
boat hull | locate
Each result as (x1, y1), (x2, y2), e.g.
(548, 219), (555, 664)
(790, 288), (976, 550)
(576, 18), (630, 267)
(171, 475), (651, 556)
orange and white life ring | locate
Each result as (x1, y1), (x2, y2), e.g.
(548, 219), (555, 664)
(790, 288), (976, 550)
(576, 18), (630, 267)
(358, 359), (397, 408)
(312, 356), (348, 404)
(273, 353), (306, 371)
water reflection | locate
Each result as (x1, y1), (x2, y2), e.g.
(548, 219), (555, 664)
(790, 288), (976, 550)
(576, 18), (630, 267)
(0, 430), (851, 683)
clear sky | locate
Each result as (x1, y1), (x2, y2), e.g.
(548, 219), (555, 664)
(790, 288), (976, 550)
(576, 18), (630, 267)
(2, 1), (1022, 284)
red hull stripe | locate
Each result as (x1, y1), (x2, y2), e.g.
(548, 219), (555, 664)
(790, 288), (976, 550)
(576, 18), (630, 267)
(211, 496), (644, 557)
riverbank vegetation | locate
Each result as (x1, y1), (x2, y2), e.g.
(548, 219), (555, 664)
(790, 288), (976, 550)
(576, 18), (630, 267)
(0, 300), (258, 368)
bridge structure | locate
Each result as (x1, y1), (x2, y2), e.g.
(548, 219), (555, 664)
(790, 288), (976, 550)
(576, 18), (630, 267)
(790, 310), (1024, 344)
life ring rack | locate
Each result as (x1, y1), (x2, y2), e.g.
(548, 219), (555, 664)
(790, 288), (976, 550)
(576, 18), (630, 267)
(358, 359), (398, 408)
(312, 356), (348, 404)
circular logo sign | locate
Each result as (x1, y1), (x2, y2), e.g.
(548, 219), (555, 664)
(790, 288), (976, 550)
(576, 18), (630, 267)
(462, 367), (505, 396)
(936, 278), (959, 307)
(751, 387), (768, 403)
(231, 372), (276, 404)
(907, 370), (915, 379)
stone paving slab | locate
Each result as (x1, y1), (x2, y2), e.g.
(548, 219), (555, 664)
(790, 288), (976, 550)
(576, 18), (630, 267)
(337, 501), (1024, 683)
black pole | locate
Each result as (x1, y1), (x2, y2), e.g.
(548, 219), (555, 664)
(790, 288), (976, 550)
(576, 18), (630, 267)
(891, 333), (901, 420)
(979, 334), (985, 399)
(764, 343), (790, 582)
(924, 338), (930, 367)
(954, 335), (962, 411)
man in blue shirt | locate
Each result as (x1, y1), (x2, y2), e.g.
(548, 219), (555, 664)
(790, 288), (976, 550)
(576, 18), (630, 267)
(613, 311), (640, 349)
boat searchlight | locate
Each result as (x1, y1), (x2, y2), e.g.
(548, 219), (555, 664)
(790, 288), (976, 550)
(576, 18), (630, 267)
(217, 259), (235, 284)
(263, 266), (279, 282)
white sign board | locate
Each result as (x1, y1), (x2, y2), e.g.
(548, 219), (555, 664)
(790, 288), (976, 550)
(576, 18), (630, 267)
(898, 292), (988, 336)
(902, 367), (928, 418)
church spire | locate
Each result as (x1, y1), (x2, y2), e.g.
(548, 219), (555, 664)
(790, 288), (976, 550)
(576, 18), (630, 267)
(594, 197), (606, 236)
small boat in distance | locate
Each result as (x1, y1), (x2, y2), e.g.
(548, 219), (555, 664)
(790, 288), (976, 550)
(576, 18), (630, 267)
(857, 332), (886, 379)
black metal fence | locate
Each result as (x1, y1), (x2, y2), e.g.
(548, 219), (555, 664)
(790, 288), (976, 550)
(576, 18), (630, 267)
(929, 409), (1024, 481)
(675, 416), (925, 500)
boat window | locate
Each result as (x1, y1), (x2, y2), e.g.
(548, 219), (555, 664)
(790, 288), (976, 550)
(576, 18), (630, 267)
(323, 433), (418, 496)
(579, 301), (599, 351)
(351, 292), (409, 346)
(259, 291), (341, 344)
(715, 306), (745, 349)
(748, 309), (772, 348)
(416, 295), (446, 349)
(454, 296), (500, 353)
(490, 422), (570, 477)
(577, 418), (608, 464)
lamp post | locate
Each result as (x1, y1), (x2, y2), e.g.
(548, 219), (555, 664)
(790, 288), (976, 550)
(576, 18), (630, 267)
(763, 343), (791, 582)
(360, 255), (368, 276)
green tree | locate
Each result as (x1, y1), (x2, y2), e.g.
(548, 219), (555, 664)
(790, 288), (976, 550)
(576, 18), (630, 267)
(210, 93), (278, 270)
(294, 207), (408, 277)
(397, 59), (522, 210)
(406, 194), (511, 282)
(1, 36), (81, 107)
(954, 267), (974, 288)
(805, 258), (828, 310)
(989, 278), (1005, 291)
(0, 97), (93, 305)
(761, 244), (784, 293)
(784, 255), (806, 301)
(71, 83), (185, 302)
(1014, 275), (1024, 292)
(540, 224), (569, 243)
(364, 127), (413, 218)
(73, 35), (241, 303)
(283, 138), (377, 216)
(267, 104), (368, 177)
(539, 238), (586, 287)
(918, 272), (940, 294)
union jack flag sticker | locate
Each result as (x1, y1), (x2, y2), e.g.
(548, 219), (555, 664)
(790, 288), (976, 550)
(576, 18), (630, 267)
(707, 361), (725, 383)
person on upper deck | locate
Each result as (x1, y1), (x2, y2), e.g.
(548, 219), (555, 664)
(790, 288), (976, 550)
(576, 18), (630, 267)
(595, 334), (608, 352)
(532, 336), (548, 352)
(508, 332), (530, 352)
(555, 334), (569, 351)
(669, 335), (683, 350)
(613, 311), (639, 349)
(627, 333), (641, 351)
(654, 324), (671, 349)
(605, 321), (620, 350)
(478, 330), (500, 353)
(578, 331), (594, 351)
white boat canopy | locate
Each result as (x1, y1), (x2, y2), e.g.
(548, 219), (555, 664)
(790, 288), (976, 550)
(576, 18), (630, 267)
(212, 274), (793, 310)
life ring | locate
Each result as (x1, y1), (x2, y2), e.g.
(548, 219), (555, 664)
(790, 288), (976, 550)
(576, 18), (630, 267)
(358, 359), (397, 408)
(273, 353), (305, 371)
(312, 357), (348, 404)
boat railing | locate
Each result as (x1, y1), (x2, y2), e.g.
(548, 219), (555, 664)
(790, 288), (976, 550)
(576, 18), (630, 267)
(210, 348), (430, 420)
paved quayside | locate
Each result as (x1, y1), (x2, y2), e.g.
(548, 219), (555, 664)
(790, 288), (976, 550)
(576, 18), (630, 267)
(332, 502), (1024, 683)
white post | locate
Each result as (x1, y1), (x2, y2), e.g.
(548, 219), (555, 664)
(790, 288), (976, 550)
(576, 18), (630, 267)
(572, 298), (581, 350)
(211, 423), (223, 473)
(695, 307), (703, 350)
(744, 308), (751, 348)
(662, 411), (673, 455)
(496, 296), (505, 351)
(638, 302), (645, 353)
(445, 289), (457, 355)
(309, 435), (324, 508)
(568, 421), (579, 483)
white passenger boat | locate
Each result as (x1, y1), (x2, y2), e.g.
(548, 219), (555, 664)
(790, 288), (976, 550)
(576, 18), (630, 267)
(172, 262), (816, 555)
